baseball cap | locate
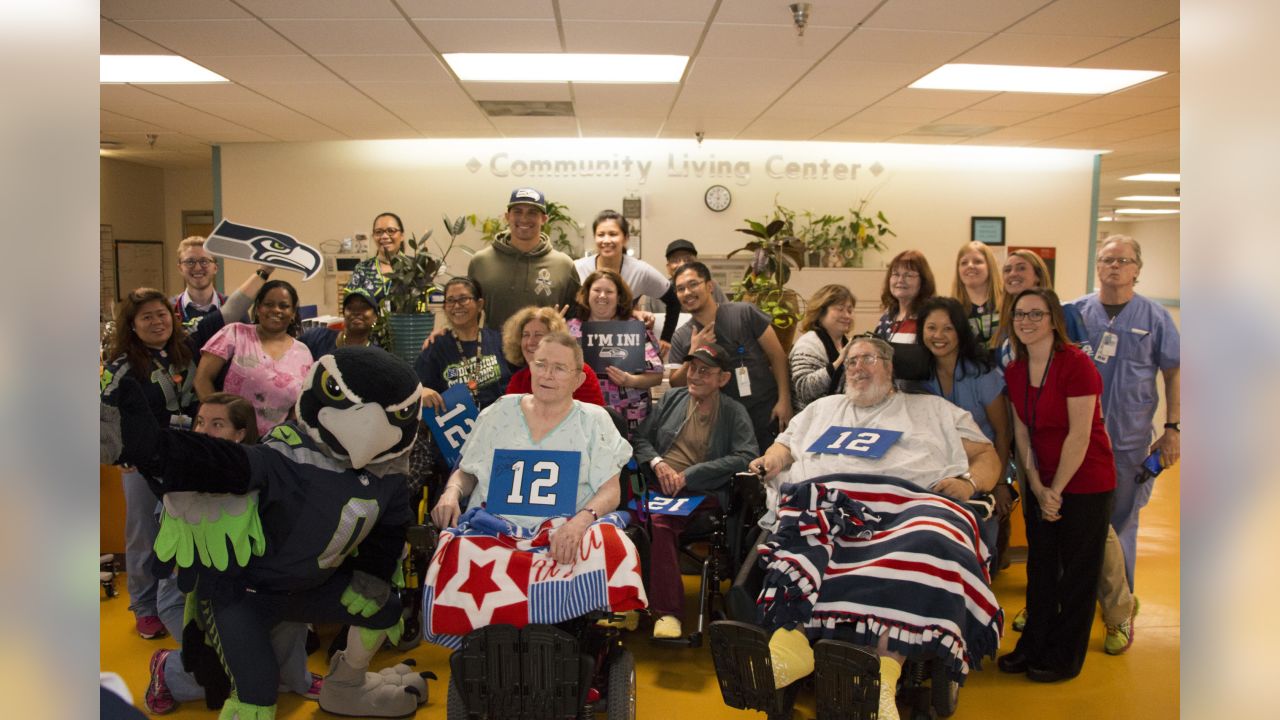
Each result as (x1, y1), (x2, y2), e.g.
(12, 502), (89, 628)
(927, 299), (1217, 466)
(665, 239), (698, 259)
(682, 342), (732, 371)
(342, 288), (380, 314)
(507, 187), (547, 212)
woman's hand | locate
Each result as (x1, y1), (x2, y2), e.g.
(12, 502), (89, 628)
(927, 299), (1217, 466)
(430, 487), (463, 530)
(605, 366), (632, 388)
(421, 325), (446, 350)
(632, 309), (655, 331)
(1039, 486), (1062, 522)
(420, 387), (445, 414)
(549, 512), (593, 565)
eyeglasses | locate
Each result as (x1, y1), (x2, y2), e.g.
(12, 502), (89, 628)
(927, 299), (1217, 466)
(372, 228), (402, 237)
(688, 364), (721, 377)
(531, 359), (576, 378)
(1098, 257), (1137, 267)
(443, 296), (475, 307)
(890, 271), (920, 280)
(847, 354), (883, 367)
(1013, 310), (1049, 322)
(179, 258), (215, 268)
(675, 279), (704, 294)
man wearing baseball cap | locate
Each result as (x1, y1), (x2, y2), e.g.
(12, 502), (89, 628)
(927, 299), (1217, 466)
(632, 341), (758, 640)
(467, 187), (581, 331)
(642, 239), (727, 316)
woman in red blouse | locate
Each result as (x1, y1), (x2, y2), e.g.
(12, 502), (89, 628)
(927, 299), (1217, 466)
(999, 288), (1115, 683)
(502, 305), (606, 406)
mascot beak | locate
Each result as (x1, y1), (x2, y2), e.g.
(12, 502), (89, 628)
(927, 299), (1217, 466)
(316, 403), (401, 469)
(272, 244), (323, 280)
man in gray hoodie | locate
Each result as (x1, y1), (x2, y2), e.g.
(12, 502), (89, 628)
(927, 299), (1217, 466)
(467, 187), (581, 331)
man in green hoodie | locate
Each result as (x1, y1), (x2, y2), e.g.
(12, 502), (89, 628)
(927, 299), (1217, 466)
(468, 187), (581, 331)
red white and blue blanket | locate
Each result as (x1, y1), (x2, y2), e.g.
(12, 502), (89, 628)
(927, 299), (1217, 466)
(757, 474), (1003, 683)
(422, 508), (648, 649)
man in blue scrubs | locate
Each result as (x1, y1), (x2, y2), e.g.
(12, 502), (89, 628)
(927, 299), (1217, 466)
(1070, 235), (1180, 654)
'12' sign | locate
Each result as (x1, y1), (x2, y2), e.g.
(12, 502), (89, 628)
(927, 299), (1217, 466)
(425, 384), (479, 467)
(806, 426), (903, 459)
(486, 449), (580, 518)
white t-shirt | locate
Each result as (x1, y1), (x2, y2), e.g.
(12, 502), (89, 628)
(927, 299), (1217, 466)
(775, 391), (988, 491)
(458, 395), (632, 530)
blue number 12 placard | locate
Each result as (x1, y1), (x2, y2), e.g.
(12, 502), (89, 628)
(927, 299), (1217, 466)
(806, 426), (903, 459)
(485, 449), (580, 518)
(425, 384), (479, 467)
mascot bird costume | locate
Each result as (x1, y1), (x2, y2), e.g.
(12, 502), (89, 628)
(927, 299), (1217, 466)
(102, 346), (430, 719)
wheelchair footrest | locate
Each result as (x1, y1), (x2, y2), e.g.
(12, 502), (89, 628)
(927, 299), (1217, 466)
(708, 621), (797, 719)
(813, 640), (881, 720)
(450, 624), (587, 720)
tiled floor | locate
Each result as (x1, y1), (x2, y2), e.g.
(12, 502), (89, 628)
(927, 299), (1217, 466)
(101, 467), (1179, 718)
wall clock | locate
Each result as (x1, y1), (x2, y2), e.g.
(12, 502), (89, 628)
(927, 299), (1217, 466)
(704, 184), (732, 212)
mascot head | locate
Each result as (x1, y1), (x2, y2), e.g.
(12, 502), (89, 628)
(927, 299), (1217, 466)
(295, 347), (421, 469)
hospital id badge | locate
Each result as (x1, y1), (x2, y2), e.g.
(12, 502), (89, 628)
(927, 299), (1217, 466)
(1095, 331), (1119, 363)
(735, 366), (752, 397)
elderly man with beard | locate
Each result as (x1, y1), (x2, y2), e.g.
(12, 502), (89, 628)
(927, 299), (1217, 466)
(735, 336), (1002, 720)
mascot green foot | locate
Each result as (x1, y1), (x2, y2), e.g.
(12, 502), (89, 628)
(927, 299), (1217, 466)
(217, 696), (276, 720)
(318, 627), (426, 718)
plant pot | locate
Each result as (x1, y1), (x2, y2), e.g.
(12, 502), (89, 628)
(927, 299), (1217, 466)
(386, 312), (435, 365)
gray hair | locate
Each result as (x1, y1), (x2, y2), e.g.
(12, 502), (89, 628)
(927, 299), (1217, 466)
(851, 335), (894, 365)
(1100, 234), (1143, 269)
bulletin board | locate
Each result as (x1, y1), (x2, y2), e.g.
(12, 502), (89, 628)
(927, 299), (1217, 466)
(114, 240), (166, 300)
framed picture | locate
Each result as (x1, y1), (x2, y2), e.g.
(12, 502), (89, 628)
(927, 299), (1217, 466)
(971, 216), (1006, 246)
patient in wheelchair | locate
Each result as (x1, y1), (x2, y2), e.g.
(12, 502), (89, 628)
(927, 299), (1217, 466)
(726, 336), (1003, 720)
(631, 342), (758, 639)
(422, 332), (647, 648)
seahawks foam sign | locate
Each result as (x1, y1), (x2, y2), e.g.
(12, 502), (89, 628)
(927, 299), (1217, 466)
(205, 219), (323, 279)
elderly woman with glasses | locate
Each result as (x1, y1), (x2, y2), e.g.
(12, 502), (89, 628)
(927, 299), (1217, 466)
(872, 250), (937, 382)
(999, 288), (1115, 683)
(344, 212), (406, 305)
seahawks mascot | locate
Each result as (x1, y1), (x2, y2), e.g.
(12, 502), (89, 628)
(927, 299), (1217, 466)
(102, 347), (429, 719)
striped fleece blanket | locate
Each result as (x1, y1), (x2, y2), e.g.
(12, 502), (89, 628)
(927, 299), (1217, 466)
(757, 474), (1003, 683)
(422, 508), (647, 649)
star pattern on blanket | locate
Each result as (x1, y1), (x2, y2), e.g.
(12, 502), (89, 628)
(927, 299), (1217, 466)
(458, 560), (501, 609)
(438, 541), (523, 627)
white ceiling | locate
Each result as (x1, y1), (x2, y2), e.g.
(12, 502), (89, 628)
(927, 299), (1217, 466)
(100, 0), (1181, 216)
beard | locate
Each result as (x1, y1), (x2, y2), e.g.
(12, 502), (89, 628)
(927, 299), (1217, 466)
(846, 374), (893, 407)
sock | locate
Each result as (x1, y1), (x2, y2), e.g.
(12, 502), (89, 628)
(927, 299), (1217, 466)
(878, 656), (902, 720)
(767, 627), (815, 688)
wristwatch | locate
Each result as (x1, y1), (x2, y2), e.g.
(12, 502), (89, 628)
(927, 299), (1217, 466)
(1164, 422), (1180, 431)
(256, 268), (272, 280)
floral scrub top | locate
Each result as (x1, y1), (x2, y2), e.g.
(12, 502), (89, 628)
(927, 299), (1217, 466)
(567, 318), (663, 433)
(201, 322), (314, 436)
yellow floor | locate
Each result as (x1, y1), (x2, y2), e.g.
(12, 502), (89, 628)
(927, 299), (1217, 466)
(102, 467), (1179, 719)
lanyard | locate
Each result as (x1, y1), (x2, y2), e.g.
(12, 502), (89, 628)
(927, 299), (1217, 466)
(452, 331), (483, 401)
(1024, 349), (1055, 436)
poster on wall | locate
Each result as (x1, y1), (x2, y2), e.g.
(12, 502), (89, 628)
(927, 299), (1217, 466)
(580, 319), (648, 374)
(1009, 246), (1056, 287)
(971, 216), (1006, 246)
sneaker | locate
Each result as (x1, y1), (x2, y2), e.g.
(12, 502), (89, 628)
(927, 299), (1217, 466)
(303, 672), (324, 700)
(144, 649), (176, 714)
(1105, 596), (1140, 655)
(652, 615), (683, 639)
(136, 615), (167, 640)
(1012, 607), (1028, 633)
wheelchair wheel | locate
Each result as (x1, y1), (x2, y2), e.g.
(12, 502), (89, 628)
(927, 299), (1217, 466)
(447, 678), (470, 720)
(606, 648), (636, 720)
(930, 661), (959, 718)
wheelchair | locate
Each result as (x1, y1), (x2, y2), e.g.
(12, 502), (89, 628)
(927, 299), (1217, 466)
(709, 471), (966, 720)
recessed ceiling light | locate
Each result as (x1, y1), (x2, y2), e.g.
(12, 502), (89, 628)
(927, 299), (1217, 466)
(1120, 173), (1180, 182)
(1115, 195), (1180, 202)
(910, 63), (1164, 94)
(1114, 208), (1180, 215)
(444, 53), (687, 83)
(101, 55), (228, 83)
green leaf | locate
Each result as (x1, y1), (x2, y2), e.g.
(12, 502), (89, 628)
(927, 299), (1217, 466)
(764, 219), (787, 238)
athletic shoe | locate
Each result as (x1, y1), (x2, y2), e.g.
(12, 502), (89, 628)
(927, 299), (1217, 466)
(1105, 596), (1140, 655)
(303, 672), (324, 700)
(144, 649), (176, 714)
(136, 615), (167, 640)
(1011, 607), (1027, 633)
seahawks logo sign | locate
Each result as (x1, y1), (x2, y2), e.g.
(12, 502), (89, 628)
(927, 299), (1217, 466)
(205, 219), (324, 280)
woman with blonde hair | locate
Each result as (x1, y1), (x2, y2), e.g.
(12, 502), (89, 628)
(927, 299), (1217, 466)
(995, 250), (1088, 370)
(503, 305), (606, 406)
(789, 284), (856, 411)
(951, 241), (1003, 350)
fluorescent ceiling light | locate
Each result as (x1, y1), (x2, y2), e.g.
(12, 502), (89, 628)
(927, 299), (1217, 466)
(1115, 208), (1180, 215)
(101, 55), (228, 83)
(1115, 195), (1180, 202)
(444, 53), (687, 83)
(1097, 216), (1115, 222)
(910, 63), (1164, 94)
(1121, 173), (1180, 182)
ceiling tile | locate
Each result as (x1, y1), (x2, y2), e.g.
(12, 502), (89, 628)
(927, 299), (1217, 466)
(1067, 94), (1177, 116)
(189, 55), (341, 83)
(466, 83), (572, 101)
(243, 82), (414, 135)
(101, 0), (249, 20)
(967, 93), (1090, 113)
(738, 117), (841, 140)
(1016, 112), (1128, 130)
(316, 54), (453, 83)
(698, 24), (848, 61)
(562, 20), (704, 54)
(777, 80), (887, 110)
(814, 120), (920, 142)
(560, 0), (714, 22)
(412, 19), (561, 52)
(714, 0), (881, 27)
(489, 116), (581, 137)
(139, 83), (269, 105)
(400, 0), (553, 20)
(681, 57), (814, 99)
(114, 19), (304, 56)
(577, 118), (666, 137)
(954, 33), (1123, 66)
(570, 84), (679, 117)
(956, 126), (1065, 144)
(1074, 37), (1179, 73)
(1118, 73), (1179, 99)
(849, 105), (952, 124)
(101, 110), (167, 133)
(354, 81), (489, 123)
(101, 20), (170, 54)
(827, 28), (991, 65)
(1146, 20), (1179, 39)
(199, 103), (346, 141)
(236, 0), (403, 19)
(266, 18), (432, 55)
(876, 87), (996, 109)
(936, 108), (1045, 126)
(805, 59), (938, 89)
(862, 0), (1048, 33)
(659, 118), (752, 138)
(1009, 0), (1179, 37)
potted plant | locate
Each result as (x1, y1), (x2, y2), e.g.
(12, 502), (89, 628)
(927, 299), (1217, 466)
(728, 216), (806, 350)
(833, 199), (895, 268)
(382, 214), (470, 363)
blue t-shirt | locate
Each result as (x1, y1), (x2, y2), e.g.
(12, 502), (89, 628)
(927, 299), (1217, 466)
(911, 358), (1005, 443)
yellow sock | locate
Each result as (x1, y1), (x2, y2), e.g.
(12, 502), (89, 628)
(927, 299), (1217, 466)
(878, 656), (902, 720)
(768, 627), (814, 688)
